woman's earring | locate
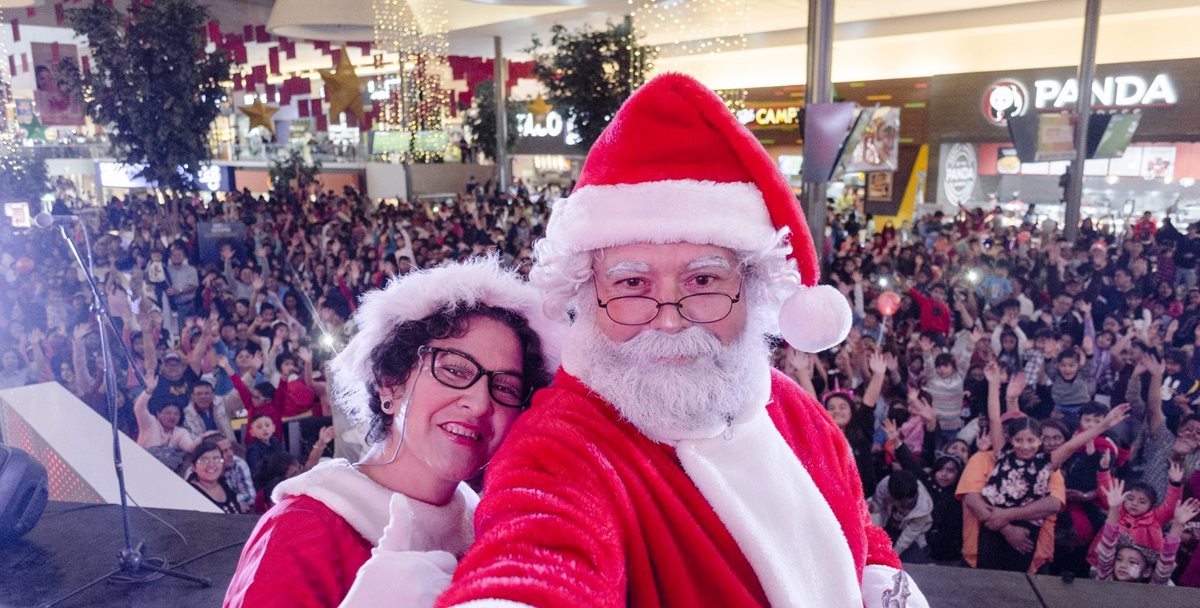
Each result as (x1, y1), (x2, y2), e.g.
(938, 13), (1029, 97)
(381, 400), (393, 414)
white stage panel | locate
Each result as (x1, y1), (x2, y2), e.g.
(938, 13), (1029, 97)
(0, 382), (221, 513)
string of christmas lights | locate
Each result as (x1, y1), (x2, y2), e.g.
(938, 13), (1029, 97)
(628, 0), (748, 112)
(0, 8), (32, 192)
(372, 0), (450, 162)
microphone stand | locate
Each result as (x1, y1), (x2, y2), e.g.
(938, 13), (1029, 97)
(41, 221), (211, 608)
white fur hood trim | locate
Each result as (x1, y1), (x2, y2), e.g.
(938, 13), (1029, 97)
(273, 459), (480, 553)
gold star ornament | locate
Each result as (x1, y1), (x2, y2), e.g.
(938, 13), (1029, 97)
(527, 93), (553, 126)
(239, 98), (279, 136)
(320, 49), (365, 124)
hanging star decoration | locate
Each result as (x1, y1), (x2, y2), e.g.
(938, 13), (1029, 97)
(320, 48), (364, 125)
(527, 93), (553, 126)
(239, 98), (279, 136)
(20, 115), (45, 140)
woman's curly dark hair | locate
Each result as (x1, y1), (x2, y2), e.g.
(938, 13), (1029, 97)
(364, 305), (551, 445)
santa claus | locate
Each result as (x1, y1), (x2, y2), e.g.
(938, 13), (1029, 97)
(363, 73), (931, 607)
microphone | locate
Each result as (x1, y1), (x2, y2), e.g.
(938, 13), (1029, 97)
(32, 212), (80, 229)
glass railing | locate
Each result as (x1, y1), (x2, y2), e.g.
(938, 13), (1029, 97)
(211, 142), (368, 164)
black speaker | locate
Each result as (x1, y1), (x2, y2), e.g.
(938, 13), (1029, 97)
(0, 444), (48, 542)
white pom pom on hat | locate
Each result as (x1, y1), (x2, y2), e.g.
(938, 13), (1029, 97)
(540, 73), (851, 352)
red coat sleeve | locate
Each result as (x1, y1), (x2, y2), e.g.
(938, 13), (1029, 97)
(435, 409), (627, 607)
(224, 495), (371, 608)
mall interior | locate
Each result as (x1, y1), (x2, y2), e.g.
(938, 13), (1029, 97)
(1, 1), (1200, 607)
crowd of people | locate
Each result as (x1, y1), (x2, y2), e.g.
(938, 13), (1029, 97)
(777, 199), (1200, 586)
(4, 173), (1200, 588)
(0, 178), (547, 514)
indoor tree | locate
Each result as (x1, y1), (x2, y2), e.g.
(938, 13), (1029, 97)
(526, 18), (654, 149)
(62, 0), (230, 195)
(465, 80), (522, 161)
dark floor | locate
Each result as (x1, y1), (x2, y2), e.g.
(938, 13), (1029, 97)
(2, 502), (1197, 607)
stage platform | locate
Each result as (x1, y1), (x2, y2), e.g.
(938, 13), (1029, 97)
(1, 502), (1198, 607)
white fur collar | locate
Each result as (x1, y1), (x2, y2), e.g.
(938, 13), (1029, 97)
(676, 392), (862, 607)
(273, 459), (479, 554)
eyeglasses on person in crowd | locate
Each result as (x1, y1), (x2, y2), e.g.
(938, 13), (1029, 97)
(197, 456), (225, 466)
(596, 282), (742, 326)
(417, 345), (531, 408)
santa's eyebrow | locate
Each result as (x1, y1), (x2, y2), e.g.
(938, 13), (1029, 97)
(605, 262), (651, 277)
(686, 256), (731, 271)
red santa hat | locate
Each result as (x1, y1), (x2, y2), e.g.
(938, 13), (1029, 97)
(543, 73), (851, 352)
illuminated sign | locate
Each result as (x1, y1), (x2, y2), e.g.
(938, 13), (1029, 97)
(737, 106), (802, 127)
(516, 111), (582, 146)
(982, 73), (1177, 126)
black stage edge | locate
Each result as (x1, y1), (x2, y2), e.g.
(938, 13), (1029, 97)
(0, 502), (258, 608)
(2, 502), (1199, 607)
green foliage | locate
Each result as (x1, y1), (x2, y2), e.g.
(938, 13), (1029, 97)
(526, 19), (655, 149)
(465, 80), (522, 161)
(269, 147), (322, 198)
(62, 0), (230, 193)
(0, 149), (49, 203)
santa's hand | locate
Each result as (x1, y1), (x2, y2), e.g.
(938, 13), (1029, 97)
(378, 493), (414, 551)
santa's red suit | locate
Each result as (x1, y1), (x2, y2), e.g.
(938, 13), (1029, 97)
(435, 368), (927, 608)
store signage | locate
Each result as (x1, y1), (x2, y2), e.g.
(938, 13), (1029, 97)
(516, 111), (582, 146)
(982, 73), (1177, 126)
(942, 143), (977, 204)
(737, 106), (802, 126)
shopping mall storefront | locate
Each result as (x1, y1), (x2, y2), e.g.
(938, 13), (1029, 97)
(928, 58), (1200, 226)
(738, 78), (931, 221)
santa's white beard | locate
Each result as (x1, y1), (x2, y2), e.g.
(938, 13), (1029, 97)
(562, 301), (773, 443)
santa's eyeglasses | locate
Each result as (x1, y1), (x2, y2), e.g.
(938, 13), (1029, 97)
(596, 282), (742, 326)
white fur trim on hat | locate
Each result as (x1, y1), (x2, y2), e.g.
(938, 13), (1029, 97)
(543, 179), (777, 254)
(328, 256), (565, 429)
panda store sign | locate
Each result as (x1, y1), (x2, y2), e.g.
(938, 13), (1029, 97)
(982, 73), (1178, 125)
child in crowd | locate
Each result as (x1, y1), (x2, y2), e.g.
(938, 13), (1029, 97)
(1095, 479), (1200, 584)
(1088, 458), (1186, 566)
(923, 349), (969, 448)
(245, 413), (284, 475)
(870, 469), (934, 563)
(1048, 349), (1095, 429)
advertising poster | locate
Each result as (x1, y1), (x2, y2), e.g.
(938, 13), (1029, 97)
(30, 42), (85, 126)
(1034, 113), (1075, 162)
(845, 106), (900, 172)
(867, 172), (893, 202)
(1140, 146), (1175, 181)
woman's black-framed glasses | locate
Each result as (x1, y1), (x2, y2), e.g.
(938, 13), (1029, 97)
(417, 346), (530, 408)
(596, 282), (742, 326)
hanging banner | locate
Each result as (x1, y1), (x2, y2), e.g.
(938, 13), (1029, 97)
(30, 42), (84, 126)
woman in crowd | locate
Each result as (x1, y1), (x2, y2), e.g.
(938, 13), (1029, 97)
(223, 257), (561, 607)
(188, 438), (247, 514)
